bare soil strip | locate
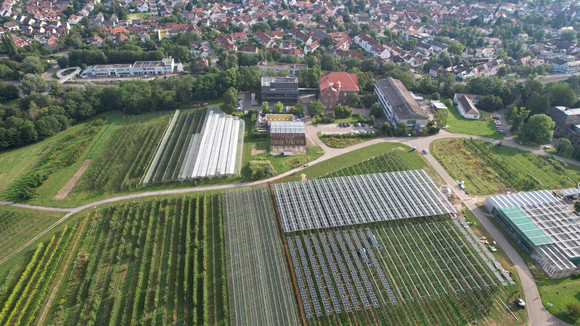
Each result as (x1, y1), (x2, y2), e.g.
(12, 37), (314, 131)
(54, 159), (92, 200)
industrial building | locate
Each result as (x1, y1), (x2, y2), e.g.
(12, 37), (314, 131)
(261, 77), (299, 105)
(374, 77), (428, 131)
(484, 190), (580, 278)
(269, 121), (306, 155)
(81, 57), (183, 78)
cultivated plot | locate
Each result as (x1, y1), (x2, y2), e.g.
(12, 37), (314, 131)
(223, 186), (300, 326)
(144, 107), (244, 184)
(274, 170), (455, 232)
(286, 218), (515, 325)
(0, 206), (65, 262)
(0, 196), (228, 325)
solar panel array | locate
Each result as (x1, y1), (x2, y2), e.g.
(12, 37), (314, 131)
(274, 170), (455, 233)
(286, 220), (512, 319)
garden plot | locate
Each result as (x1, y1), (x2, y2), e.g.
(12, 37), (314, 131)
(223, 186), (300, 326)
(143, 107), (244, 184)
(273, 170), (455, 233)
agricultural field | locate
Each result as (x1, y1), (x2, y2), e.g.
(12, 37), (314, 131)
(432, 138), (580, 195)
(0, 223), (78, 326)
(321, 150), (425, 179)
(144, 107), (244, 184)
(274, 170), (454, 233)
(1, 118), (107, 202)
(66, 113), (169, 201)
(273, 169), (522, 325)
(0, 195), (228, 325)
(223, 186), (300, 325)
(286, 218), (520, 325)
(0, 206), (64, 263)
(285, 143), (430, 183)
(445, 103), (504, 140)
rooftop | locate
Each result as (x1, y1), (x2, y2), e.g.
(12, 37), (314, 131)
(375, 77), (427, 120)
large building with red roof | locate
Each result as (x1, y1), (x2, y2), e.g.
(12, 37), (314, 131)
(318, 72), (359, 110)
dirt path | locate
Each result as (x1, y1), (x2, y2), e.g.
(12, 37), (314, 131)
(54, 160), (92, 200)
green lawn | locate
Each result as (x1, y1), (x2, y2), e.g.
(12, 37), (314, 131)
(283, 142), (438, 183)
(432, 138), (580, 195)
(445, 102), (505, 140)
(537, 277), (580, 324)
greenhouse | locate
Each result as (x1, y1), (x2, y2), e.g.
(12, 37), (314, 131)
(484, 190), (580, 278)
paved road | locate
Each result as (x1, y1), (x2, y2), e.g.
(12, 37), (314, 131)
(1, 127), (575, 325)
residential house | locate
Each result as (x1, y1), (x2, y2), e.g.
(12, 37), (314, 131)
(354, 33), (390, 59)
(453, 93), (481, 119)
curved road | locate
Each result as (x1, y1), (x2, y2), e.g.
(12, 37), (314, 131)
(1, 128), (574, 325)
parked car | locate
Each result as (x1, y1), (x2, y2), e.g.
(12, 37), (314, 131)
(422, 149), (429, 155)
(361, 123), (366, 127)
(493, 114), (500, 119)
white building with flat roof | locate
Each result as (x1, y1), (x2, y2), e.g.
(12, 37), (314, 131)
(82, 57), (182, 77)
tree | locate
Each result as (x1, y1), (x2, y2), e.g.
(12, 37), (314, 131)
(370, 102), (382, 118)
(447, 41), (465, 56)
(0, 83), (19, 102)
(308, 100), (325, 117)
(575, 202), (580, 213)
(520, 114), (554, 144)
(555, 138), (573, 154)
(508, 106), (530, 132)
(434, 110), (448, 128)
(224, 87), (238, 107)
(274, 101), (284, 113)
(261, 101), (270, 113)
(393, 123), (409, 136)
(21, 56), (45, 74)
(20, 74), (47, 95)
(348, 94), (361, 108)
(334, 104), (353, 118)
(497, 66), (508, 77)
(362, 94), (375, 108)
(1, 33), (17, 56)
(477, 95), (503, 112)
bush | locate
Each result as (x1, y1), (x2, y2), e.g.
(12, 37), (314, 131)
(247, 160), (276, 179)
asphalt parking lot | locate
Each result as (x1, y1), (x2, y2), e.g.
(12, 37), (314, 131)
(318, 123), (375, 135)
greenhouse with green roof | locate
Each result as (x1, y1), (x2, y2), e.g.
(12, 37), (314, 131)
(484, 190), (580, 279)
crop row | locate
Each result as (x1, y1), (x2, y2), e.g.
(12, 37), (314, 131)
(223, 186), (300, 326)
(0, 195), (228, 325)
(286, 217), (513, 326)
(70, 115), (168, 198)
(0, 224), (76, 325)
(0, 208), (62, 262)
(322, 151), (410, 179)
(148, 110), (205, 183)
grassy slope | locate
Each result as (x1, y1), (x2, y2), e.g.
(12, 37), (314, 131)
(537, 277), (580, 324)
(446, 103), (505, 140)
(282, 142), (439, 183)
(0, 112), (127, 203)
(432, 138), (580, 195)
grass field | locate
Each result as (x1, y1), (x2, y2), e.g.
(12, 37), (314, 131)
(0, 114), (118, 202)
(445, 103), (504, 140)
(432, 138), (580, 195)
(283, 142), (438, 183)
(537, 277), (580, 324)
(0, 194), (228, 325)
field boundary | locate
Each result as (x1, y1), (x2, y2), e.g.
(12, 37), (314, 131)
(53, 160), (93, 200)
